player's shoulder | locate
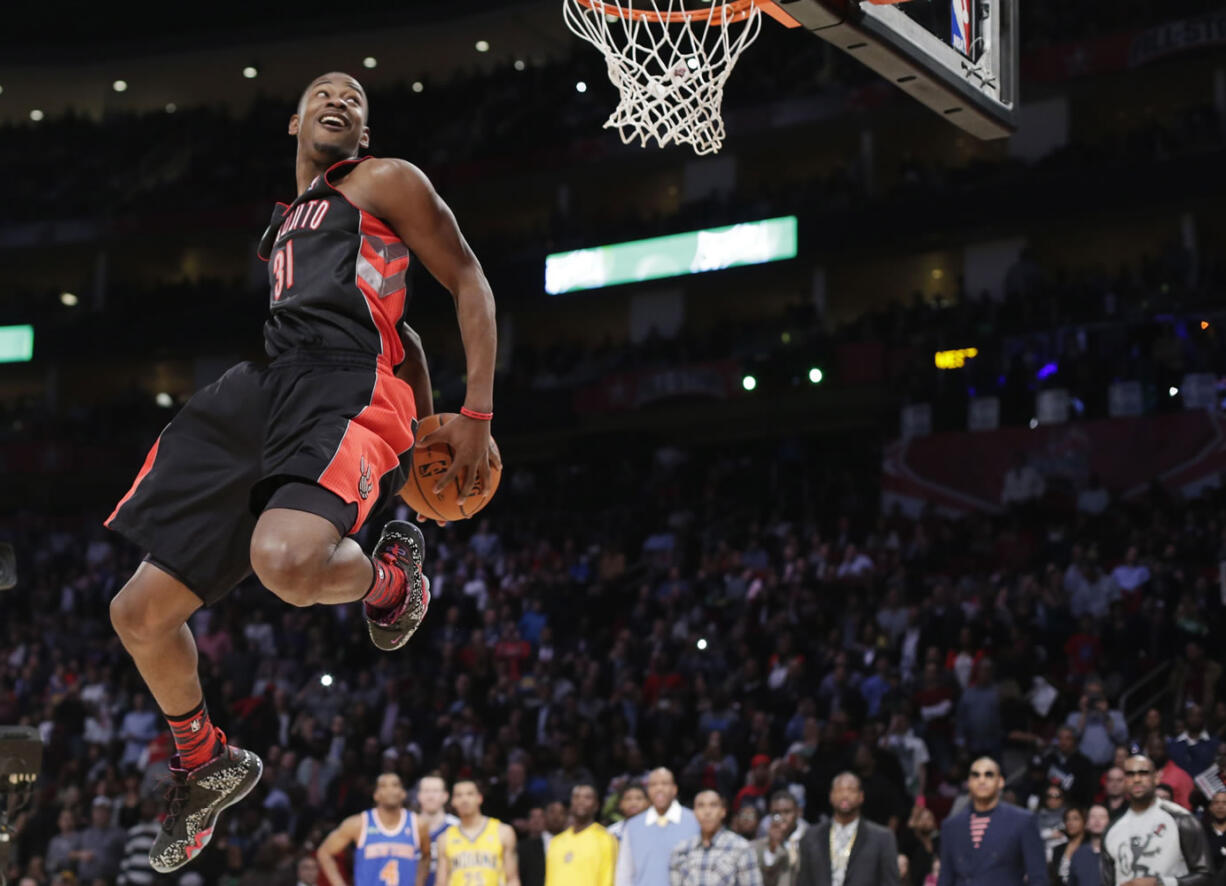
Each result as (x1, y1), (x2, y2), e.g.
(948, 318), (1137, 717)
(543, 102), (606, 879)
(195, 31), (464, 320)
(356, 156), (431, 187)
(1157, 798), (1194, 820)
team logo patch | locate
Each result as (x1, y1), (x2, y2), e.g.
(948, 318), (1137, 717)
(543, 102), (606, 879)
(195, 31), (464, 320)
(358, 456), (374, 500)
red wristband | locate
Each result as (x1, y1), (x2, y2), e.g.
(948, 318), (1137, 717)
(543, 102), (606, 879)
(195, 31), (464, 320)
(460, 406), (493, 421)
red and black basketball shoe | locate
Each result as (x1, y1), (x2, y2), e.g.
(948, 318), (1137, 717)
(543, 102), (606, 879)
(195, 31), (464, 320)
(364, 520), (430, 651)
(149, 737), (263, 873)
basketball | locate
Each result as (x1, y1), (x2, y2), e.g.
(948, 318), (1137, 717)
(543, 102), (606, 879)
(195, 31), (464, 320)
(399, 413), (501, 522)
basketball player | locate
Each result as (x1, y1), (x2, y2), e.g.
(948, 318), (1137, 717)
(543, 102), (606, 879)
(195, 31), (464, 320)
(416, 774), (459, 886)
(436, 781), (520, 886)
(105, 71), (499, 873)
(317, 773), (432, 886)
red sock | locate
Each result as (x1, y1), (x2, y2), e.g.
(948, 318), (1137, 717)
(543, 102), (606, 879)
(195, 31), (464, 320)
(166, 698), (224, 770)
(364, 555), (407, 611)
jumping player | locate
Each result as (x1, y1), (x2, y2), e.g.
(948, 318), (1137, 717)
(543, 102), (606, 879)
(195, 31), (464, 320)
(416, 774), (459, 886)
(436, 781), (520, 886)
(317, 773), (432, 886)
(105, 71), (499, 873)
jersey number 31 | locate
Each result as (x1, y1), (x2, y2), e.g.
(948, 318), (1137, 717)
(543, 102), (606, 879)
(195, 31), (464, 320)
(272, 241), (296, 301)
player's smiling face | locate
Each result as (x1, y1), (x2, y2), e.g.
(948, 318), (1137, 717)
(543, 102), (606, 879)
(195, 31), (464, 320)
(290, 73), (370, 159)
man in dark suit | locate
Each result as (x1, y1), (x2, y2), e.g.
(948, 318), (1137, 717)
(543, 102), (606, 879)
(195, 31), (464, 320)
(796, 772), (900, 886)
(938, 756), (1048, 886)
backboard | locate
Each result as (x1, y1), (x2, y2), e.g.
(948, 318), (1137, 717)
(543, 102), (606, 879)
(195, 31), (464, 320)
(779, 0), (1017, 138)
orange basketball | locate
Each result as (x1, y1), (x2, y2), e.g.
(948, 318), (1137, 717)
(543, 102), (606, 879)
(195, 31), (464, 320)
(399, 413), (501, 522)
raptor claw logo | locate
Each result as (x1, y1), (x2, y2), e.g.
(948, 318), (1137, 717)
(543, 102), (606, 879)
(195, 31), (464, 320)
(358, 456), (374, 501)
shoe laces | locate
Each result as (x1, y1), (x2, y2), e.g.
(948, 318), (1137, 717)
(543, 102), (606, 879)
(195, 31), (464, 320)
(161, 777), (192, 834)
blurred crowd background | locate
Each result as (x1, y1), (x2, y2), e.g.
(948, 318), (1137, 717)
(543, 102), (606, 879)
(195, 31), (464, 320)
(2, 0), (1225, 883)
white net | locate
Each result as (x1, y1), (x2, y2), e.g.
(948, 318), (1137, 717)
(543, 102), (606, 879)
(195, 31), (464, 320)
(562, 0), (764, 155)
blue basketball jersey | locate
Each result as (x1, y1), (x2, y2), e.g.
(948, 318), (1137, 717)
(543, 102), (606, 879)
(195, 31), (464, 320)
(424, 813), (460, 886)
(354, 808), (421, 886)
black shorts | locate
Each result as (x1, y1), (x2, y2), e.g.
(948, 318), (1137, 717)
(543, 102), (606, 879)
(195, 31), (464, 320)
(105, 349), (417, 605)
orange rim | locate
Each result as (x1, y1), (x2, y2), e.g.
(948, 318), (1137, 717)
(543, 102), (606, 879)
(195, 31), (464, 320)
(574, 0), (766, 25)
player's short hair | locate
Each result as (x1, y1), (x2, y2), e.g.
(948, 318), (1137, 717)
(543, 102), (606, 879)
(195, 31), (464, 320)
(830, 771), (862, 792)
(769, 790), (798, 808)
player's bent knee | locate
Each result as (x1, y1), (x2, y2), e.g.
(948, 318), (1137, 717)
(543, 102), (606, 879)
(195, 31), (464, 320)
(250, 533), (324, 607)
(110, 586), (181, 647)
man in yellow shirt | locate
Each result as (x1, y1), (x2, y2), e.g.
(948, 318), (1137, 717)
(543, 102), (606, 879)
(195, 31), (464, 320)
(546, 784), (617, 886)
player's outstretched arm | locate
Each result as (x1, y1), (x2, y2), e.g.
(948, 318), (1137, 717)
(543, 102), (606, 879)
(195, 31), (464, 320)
(361, 158), (498, 504)
(317, 814), (363, 886)
(396, 322), (434, 419)
(500, 822), (521, 886)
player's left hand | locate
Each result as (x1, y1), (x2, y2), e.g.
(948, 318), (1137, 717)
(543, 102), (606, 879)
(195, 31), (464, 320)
(419, 415), (501, 504)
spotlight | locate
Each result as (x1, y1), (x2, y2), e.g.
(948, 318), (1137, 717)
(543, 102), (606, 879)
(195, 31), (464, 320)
(112, 80), (128, 93)
(320, 673), (334, 687)
(411, 81), (424, 93)
(165, 103), (177, 114)
(363, 56), (378, 69)
(513, 59), (526, 71)
(29, 109), (43, 122)
(741, 375), (757, 392)
(808, 367), (824, 384)
(475, 40), (490, 53)
(155, 392), (173, 408)
(575, 81), (588, 93)
(242, 66), (258, 79)
(1169, 386), (1179, 397)
(697, 638), (708, 651)
(59, 292), (78, 307)
(1028, 418), (1038, 429)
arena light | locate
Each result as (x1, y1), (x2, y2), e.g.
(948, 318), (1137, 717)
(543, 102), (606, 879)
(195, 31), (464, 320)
(165, 103), (177, 114)
(0, 326), (34, 363)
(513, 59), (526, 71)
(696, 638), (708, 650)
(242, 66), (259, 79)
(934, 347), (978, 369)
(1169, 386), (1180, 397)
(475, 39), (491, 53)
(546, 216), (798, 294)
(411, 81), (424, 93)
(112, 79), (128, 93)
(155, 392), (173, 408)
(742, 375), (757, 392)
(808, 367), (824, 384)
(575, 80), (588, 93)
(59, 292), (78, 307)
(29, 109), (43, 122)
(363, 56), (378, 69)
(320, 673), (334, 687)
(0, 85), (4, 96)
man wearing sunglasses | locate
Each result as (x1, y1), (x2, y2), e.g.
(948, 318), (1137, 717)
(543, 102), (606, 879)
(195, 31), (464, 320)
(937, 757), (1047, 885)
(1102, 755), (1211, 886)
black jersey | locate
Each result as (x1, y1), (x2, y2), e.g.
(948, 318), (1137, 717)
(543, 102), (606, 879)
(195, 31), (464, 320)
(258, 156), (410, 366)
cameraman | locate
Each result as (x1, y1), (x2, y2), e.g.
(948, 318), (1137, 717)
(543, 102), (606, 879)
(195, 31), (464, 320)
(1062, 680), (1128, 768)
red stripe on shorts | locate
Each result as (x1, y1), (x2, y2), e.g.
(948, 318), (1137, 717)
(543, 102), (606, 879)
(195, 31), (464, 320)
(316, 368), (417, 533)
(105, 436), (162, 527)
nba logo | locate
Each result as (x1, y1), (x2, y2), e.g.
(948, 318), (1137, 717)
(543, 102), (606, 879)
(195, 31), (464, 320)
(951, 0), (972, 55)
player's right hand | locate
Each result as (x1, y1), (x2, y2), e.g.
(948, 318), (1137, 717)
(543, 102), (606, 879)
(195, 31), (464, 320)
(415, 512), (448, 528)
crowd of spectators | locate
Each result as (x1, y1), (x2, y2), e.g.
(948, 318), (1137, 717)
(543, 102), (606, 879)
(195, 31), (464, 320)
(3, 425), (1226, 884)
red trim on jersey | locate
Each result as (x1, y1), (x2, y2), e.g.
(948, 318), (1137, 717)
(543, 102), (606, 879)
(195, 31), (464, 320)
(319, 156), (412, 369)
(355, 211), (411, 367)
(316, 368), (417, 533)
(105, 436), (162, 526)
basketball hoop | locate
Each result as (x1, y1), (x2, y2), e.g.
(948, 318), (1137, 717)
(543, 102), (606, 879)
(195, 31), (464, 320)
(563, 0), (777, 155)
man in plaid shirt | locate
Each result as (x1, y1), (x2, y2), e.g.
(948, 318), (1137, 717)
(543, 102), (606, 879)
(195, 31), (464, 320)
(670, 790), (765, 886)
